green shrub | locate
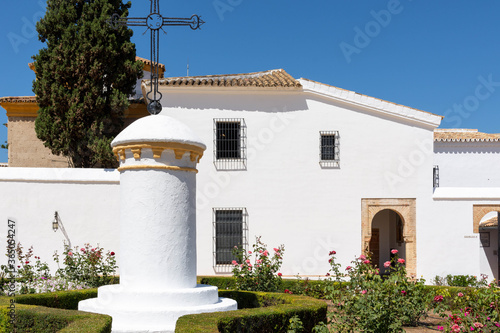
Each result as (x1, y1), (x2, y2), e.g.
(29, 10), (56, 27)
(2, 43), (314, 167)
(0, 290), (111, 332)
(175, 291), (327, 333)
(15, 288), (98, 310)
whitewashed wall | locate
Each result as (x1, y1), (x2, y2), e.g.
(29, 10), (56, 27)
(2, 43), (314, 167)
(434, 142), (500, 187)
(0, 168), (120, 274)
(156, 83), (441, 280)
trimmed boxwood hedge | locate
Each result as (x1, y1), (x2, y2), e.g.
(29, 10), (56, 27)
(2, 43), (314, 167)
(0, 289), (111, 333)
(175, 290), (328, 333)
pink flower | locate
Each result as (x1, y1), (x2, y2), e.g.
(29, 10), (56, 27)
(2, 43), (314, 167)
(256, 259), (262, 264)
(248, 251), (252, 254)
(434, 295), (444, 302)
(401, 290), (407, 296)
(91, 248), (95, 252)
(473, 323), (483, 328)
(361, 290), (367, 294)
(284, 289), (292, 294)
(384, 261), (391, 268)
(80, 248), (85, 252)
(232, 260), (238, 266)
(273, 248), (280, 252)
(346, 266), (352, 271)
(458, 292), (464, 297)
(359, 254), (366, 260)
(391, 249), (398, 254)
(363, 260), (370, 264)
(398, 258), (405, 264)
(68, 252), (73, 256)
(245, 259), (250, 264)
(277, 272), (282, 277)
(329, 250), (336, 255)
(262, 250), (269, 257)
(248, 263), (252, 267)
(248, 267), (251, 271)
(437, 326), (444, 331)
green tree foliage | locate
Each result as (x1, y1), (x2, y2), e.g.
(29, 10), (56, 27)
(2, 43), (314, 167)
(33, 0), (142, 167)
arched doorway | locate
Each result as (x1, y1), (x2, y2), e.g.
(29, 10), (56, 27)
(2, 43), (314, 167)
(478, 211), (499, 283)
(362, 198), (416, 277)
(369, 209), (406, 274)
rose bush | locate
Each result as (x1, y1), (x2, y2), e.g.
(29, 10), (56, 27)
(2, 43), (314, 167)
(53, 243), (117, 288)
(232, 236), (284, 292)
(321, 250), (429, 332)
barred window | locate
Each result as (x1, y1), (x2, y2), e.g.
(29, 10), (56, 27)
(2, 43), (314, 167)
(213, 208), (248, 267)
(320, 131), (339, 167)
(214, 119), (246, 170)
(433, 165), (439, 188)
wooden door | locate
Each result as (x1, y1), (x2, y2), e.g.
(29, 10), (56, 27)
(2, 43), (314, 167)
(369, 228), (380, 268)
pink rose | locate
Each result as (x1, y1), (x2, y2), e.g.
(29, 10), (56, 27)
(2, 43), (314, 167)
(273, 248), (280, 252)
(245, 259), (250, 264)
(232, 260), (238, 266)
(346, 266), (352, 271)
(262, 250), (269, 257)
(359, 254), (366, 260)
(248, 251), (252, 254)
(398, 258), (405, 264)
(458, 292), (464, 297)
(68, 252), (73, 256)
(361, 290), (367, 294)
(384, 261), (391, 268)
(80, 248), (85, 252)
(363, 260), (370, 264)
(401, 290), (407, 295)
(391, 249), (398, 254)
(434, 295), (444, 302)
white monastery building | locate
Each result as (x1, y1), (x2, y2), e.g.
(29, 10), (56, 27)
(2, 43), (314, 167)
(1, 66), (499, 283)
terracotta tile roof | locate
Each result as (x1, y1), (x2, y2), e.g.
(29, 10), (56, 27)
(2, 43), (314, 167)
(28, 56), (165, 74)
(480, 216), (497, 228)
(434, 129), (500, 142)
(0, 96), (145, 105)
(154, 69), (302, 88)
(0, 96), (37, 103)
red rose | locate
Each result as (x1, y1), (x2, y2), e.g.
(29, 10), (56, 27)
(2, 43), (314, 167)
(277, 272), (282, 277)
(110, 252), (115, 256)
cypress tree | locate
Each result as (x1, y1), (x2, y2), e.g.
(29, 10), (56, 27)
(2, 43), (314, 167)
(33, 0), (142, 168)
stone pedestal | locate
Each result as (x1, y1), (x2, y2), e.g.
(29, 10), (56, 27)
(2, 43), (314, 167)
(79, 115), (237, 333)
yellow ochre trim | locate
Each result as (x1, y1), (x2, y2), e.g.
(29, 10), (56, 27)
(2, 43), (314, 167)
(112, 141), (205, 164)
(117, 165), (198, 173)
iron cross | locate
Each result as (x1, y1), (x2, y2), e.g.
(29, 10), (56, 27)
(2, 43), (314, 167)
(108, 0), (204, 115)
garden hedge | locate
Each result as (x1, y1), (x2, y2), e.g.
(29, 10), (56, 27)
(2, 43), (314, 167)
(175, 290), (328, 333)
(0, 289), (111, 333)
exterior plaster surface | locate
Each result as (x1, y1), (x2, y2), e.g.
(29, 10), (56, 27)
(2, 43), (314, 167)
(79, 115), (236, 332)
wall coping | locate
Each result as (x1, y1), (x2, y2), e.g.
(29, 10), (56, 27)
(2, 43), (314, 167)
(0, 168), (119, 184)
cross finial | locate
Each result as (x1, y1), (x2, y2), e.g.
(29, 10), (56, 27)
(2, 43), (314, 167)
(108, 1), (204, 115)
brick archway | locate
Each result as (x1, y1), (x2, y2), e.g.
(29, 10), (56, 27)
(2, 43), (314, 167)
(473, 205), (500, 233)
(362, 198), (416, 277)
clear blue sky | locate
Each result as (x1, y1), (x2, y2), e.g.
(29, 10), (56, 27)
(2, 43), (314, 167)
(1, 0), (499, 163)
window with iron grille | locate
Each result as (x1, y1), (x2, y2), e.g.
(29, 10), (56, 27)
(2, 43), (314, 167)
(433, 165), (439, 188)
(213, 208), (248, 267)
(214, 119), (246, 170)
(320, 131), (339, 167)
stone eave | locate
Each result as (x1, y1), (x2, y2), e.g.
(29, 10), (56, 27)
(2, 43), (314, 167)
(0, 96), (148, 118)
(299, 78), (443, 129)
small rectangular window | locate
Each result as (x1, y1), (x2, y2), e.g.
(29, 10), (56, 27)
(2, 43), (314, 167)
(213, 208), (248, 267)
(214, 119), (247, 170)
(320, 131), (339, 167)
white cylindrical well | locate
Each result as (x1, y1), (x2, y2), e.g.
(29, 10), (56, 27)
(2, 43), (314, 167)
(119, 168), (197, 289)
